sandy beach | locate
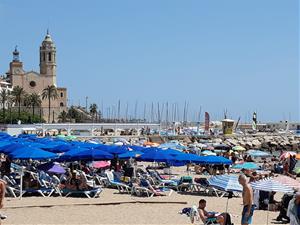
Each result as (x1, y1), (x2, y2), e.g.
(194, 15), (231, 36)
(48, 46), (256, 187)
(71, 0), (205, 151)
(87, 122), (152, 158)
(2, 163), (282, 225)
(2, 188), (279, 225)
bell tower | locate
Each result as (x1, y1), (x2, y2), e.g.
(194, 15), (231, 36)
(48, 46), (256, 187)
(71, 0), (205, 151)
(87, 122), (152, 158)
(39, 30), (56, 85)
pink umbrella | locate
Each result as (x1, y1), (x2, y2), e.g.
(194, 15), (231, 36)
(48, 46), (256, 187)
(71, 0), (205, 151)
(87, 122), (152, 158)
(91, 161), (111, 169)
(280, 151), (296, 160)
(273, 175), (300, 190)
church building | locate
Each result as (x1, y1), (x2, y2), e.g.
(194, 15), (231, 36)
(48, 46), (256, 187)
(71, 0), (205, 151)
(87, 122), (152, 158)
(5, 31), (67, 122)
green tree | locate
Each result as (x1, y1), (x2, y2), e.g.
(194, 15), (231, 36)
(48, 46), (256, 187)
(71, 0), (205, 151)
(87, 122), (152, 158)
(0, 89), (10, 121)
(28, 93), (42, 120)
(89, 103), (98, 122)
(58, 110), (68, 123)
(11, 86), (26, 118)
(42, 85), (58, 123)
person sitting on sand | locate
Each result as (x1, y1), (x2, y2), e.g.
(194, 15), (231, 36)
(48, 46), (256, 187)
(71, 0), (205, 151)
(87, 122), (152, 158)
(198, 199), (225, 225)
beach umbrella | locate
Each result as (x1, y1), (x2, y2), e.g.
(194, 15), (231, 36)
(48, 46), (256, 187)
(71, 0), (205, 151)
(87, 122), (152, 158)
(232, 162), (259, 170)
(197, 156), (232, 165)
(208, 175), (242, 212)
(208, 175), (243, 192)
(251, 178), (293, 193)
(279, 151), (296, 160)
(37, 162), (66, 174)
(232, 146), (246, 151)
(138, 149), (176, 162)
(9, 147), (57, 160)
(0, 143), (25, 154)
(213, 144), (230, 150)
(251, 178), (294, 224)
(97, 145), (129, 155)
(118, 151), (143, 159)
(90, 161), (111, 169)
(128, 145), (147, 152)
(58, 147), (91, 161)
(273, 175), (300, 190)
(246, 150), (271, 158)
(42, 144), (73, 153)
(174, 153), (203, 163)
(201, 150), (217, 156)
(67, 149), (113, 161)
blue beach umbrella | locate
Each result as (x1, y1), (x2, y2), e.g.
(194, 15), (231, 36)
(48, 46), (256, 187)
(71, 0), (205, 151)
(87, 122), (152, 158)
(197, 156), (232, 165)
(138, 149), (176, 162)
(9, 147), (57, 160)
(0, 143), (25, 154)
(97, 145), (129, 155)
(42, 144), (73, 153)
(232, 162), (259, 170)
(118, 151), (143, 159)
(58, 147), (90, 161)
(67, 149), (113, 161)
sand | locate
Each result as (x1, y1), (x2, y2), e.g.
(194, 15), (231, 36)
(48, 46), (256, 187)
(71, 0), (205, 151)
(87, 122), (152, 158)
(1, 166), (284, 225)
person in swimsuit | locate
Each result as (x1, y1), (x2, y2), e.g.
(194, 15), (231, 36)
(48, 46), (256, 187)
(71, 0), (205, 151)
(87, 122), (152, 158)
(239, 174), (255, 225)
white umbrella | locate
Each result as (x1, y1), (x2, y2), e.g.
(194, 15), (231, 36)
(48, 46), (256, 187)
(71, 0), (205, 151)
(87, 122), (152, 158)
(251, 178), (293, 224)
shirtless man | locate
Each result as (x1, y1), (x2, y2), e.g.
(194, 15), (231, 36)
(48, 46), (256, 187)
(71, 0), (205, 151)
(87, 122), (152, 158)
(198, 199), (225, 225)
(238, 174), (255, 225)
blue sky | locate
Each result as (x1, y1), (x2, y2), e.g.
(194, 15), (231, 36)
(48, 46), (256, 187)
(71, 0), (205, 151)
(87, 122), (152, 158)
(0, 0), (298, 122)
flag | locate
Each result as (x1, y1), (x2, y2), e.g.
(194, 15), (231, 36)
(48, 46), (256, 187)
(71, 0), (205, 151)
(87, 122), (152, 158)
(205, 112), (210, 131)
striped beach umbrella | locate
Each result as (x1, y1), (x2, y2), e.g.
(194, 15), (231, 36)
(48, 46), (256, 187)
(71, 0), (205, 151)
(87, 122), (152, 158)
(273, 175), (300, 190)
(208, 174), (243, 192)
(279, 151), (296, 160)
(251, 178), (293, 193)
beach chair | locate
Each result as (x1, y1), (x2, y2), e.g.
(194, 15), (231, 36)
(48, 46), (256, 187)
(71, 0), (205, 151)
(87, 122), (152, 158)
(191, 178), (220, 196)
(105, 171), (132, 194)
(189, 205), (220, 225)
(149, 171), (178, 188)
(61, 187), (102, 198)
(176, 176), (193, 192)
(2, 175), (22, 198)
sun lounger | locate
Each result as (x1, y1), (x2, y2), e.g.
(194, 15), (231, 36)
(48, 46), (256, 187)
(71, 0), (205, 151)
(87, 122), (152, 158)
(105, 171), (132, 193)
(61, 187), (102, 198)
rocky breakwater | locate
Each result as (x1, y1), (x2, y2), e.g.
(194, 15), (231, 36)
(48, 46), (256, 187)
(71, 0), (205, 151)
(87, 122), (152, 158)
(221, 135), (300, 152)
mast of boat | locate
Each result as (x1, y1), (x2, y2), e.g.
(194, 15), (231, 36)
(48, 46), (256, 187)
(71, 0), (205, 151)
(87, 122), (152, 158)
(166, 102), (169, 126)
(143, 103), (147, 122)
(150, 102), (154, 123)
(117, 99), (121, 121)
(134, 101), (138, 121)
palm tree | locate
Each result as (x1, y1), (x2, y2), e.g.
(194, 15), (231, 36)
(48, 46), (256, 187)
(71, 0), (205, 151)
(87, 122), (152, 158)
(42, 85), (58, 123)
(89, 103), (98, 122)
(28, 93), (42, 119)
(58, 110), (68, 123)
(0, 89), (10, 120)
(11, 86), (25, 118)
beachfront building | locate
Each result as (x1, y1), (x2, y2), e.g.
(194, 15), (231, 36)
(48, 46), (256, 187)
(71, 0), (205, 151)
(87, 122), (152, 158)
(4, 31), (67, 122)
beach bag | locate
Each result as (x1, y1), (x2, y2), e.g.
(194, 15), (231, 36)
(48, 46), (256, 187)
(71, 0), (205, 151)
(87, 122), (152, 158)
(181, 207), (192, 216)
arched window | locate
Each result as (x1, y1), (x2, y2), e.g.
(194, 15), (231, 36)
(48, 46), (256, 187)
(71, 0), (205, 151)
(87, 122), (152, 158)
(60, 92), (63, 98)
(48, 52), (52, 61)
(60, 102), (64, 107)
(43, 53), (46, 61)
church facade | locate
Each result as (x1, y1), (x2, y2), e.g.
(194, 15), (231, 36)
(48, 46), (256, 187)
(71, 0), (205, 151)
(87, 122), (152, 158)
(6, 31), (67, 122)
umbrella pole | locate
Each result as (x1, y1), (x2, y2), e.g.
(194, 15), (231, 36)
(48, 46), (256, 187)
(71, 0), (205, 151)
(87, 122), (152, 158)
(19, 167), (23, 200)
(225, 197), (229, 213)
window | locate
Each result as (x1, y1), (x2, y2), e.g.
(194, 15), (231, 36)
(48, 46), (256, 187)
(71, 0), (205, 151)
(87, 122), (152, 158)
(43, 53), (46, 61)
(60, 92), (63, 98)
(60, 102), (64, 107)
(29, 81), (36, 87)
(48, 52), (52, 61)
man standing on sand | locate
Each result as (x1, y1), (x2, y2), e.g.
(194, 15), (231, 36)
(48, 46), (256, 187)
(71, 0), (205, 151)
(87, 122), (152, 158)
(238, 174), (255, 225)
